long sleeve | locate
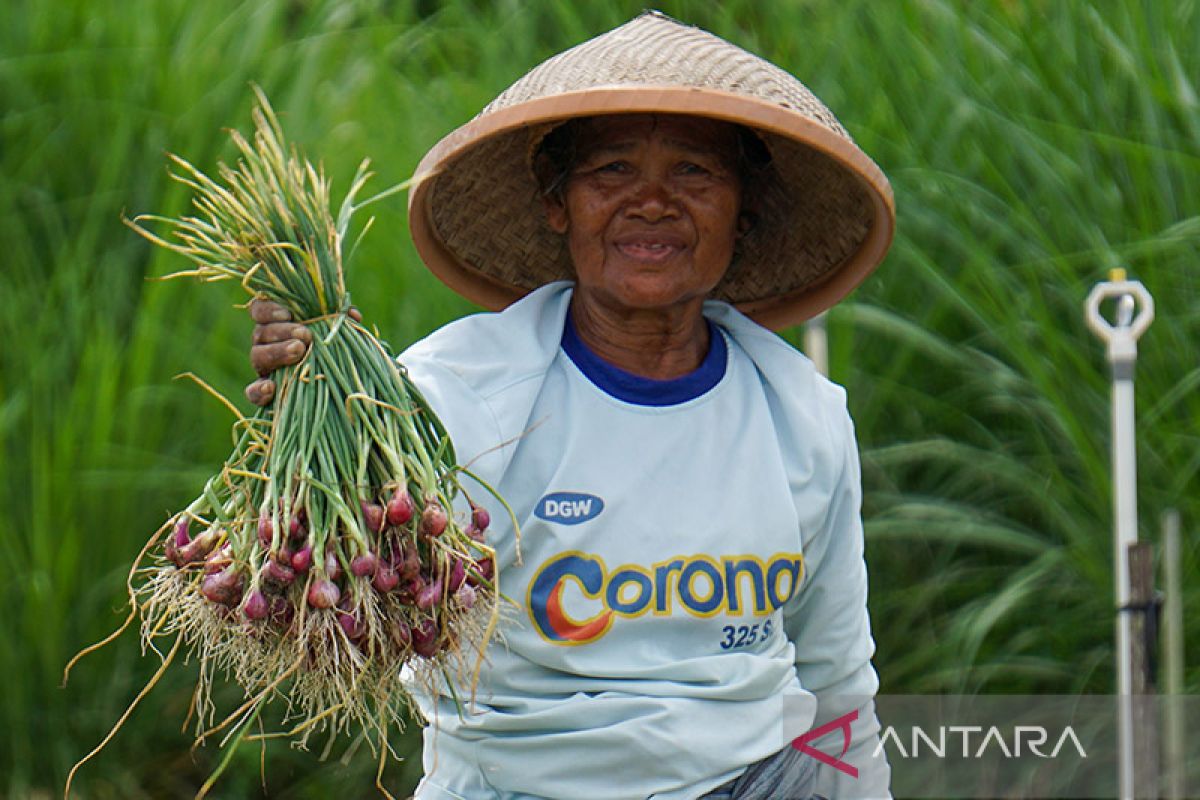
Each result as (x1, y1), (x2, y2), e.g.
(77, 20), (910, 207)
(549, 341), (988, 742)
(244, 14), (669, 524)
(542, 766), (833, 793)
(782, 407), (891, 799)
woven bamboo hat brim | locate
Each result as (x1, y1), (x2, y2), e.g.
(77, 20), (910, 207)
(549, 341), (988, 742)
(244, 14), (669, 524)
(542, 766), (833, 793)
(408, 11), (894, 329)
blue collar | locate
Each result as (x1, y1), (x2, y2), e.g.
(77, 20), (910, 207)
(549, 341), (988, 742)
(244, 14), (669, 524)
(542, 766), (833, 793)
(561, 313), (728, 406)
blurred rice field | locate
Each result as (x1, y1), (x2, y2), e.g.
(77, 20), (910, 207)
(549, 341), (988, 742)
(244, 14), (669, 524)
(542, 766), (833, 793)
(2, 0), (1197, 796)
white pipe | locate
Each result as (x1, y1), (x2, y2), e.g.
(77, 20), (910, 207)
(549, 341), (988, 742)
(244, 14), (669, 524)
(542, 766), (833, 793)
(1085, 271), (1154, 800)
(1113, 372), (1137, 800)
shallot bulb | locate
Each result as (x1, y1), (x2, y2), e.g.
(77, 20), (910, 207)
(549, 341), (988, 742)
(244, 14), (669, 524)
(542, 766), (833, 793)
(390, 619), (412, 650)
(178, 529), (218, 566)
(288, 511), (306, 540)
(257, 513), (273, 548)
(467, 556), (494, 586)
(350, 553), (378, 578)
(454, 583), (477, 610)
(411, 619), (439, 658)
(264, 559), (296, 586)
(372, 564), (400, 593)
(324, 550), (343, 581)
(203, 544), (232, 574)
(398, 540), (421, 579)
(243, 590), (269, 620)
(386, 488), (415, 526)
(447, 558), (466, 593)
(338, 609), (364, 639)
(471, 504), (490, 533)
(307, 578), (340, 609)
(419, 499), (447, 538)
(361, 501), (385, 534)
(291, 545), (313, 573)
(416, 578), (443, 610)
(201, 568), (244, 607)
(165, 516), (191, 565)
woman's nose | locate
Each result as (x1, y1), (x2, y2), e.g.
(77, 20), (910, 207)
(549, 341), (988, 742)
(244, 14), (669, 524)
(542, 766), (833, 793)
(624, 177), (678, 222)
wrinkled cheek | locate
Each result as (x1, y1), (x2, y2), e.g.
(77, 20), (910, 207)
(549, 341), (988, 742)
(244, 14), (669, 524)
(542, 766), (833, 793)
(700, 232), (739, 274)
(565, 235), (605, 281)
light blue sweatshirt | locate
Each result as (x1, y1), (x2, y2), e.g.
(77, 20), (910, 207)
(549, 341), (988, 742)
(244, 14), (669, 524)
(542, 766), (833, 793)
(401, 283), (888, 800)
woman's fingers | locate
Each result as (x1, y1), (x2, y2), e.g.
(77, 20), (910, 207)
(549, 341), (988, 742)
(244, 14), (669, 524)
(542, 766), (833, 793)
(252, 322), (312, 346)
(250, 298), (361, 324)
(251, 338), (308, 376)
(251, 321), (311, 376)
(245, 377), (276, 407)
(246, 301), (358, 402)
(250, 298), (292, 324)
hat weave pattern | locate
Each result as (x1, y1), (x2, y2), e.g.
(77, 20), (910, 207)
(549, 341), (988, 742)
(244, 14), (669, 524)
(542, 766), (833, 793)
(482, 13), (848, 137)
(411, 11), (893, 328)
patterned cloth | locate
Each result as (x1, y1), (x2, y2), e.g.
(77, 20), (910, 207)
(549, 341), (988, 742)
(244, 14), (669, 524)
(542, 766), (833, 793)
(698, 747), (823, 800)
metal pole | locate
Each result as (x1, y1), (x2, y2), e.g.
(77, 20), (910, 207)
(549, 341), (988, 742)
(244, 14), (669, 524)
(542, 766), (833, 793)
(1128, 541), (1159, 798)
(1086, 268), (1155, 800)
(1162, 510), (1184, 800)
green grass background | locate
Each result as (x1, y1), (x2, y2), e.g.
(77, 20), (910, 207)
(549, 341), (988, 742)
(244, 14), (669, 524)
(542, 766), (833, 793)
(2, 0), (1197, 796)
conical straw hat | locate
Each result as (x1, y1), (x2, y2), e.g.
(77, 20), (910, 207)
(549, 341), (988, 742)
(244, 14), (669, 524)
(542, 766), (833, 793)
(408, 11), (894, 329)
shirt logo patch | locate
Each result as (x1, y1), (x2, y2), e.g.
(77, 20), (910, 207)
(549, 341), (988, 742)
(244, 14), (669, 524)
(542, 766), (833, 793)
(535, 492), (604, 525)
(527, 550), (805, 645)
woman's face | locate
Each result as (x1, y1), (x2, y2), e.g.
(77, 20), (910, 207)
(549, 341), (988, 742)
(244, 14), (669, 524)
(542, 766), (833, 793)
(543, 114), (743, 316)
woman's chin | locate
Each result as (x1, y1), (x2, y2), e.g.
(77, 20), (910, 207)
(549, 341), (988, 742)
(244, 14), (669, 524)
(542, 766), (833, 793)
(581, 278), (712, 316)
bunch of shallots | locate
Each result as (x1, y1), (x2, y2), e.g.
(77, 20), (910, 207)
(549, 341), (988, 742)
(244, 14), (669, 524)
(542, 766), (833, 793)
(65, 90), (508, 798)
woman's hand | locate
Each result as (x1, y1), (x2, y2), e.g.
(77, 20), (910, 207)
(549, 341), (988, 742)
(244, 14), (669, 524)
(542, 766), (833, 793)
(245, 299), (361, 406)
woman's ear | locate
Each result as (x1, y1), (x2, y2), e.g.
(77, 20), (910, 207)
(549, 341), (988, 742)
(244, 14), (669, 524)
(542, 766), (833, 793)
(736, 209), (758, 237)
(542, 193), (569, 234)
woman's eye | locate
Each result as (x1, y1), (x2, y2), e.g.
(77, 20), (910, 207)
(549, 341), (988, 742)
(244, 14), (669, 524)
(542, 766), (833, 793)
(678, 162), (711, 176)
(595, 161), (628, 174)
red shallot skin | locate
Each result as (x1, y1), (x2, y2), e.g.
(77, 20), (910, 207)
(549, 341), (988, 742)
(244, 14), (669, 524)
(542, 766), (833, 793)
(165, 516), (192, 563)
(454, 583), (477, 610)
(471, 505), (490, 533)
(398, 541), (421, 580)
(203, 544), (233, 575)
(361, 501), (385, 534)
(243, 590), (269, 620)
(291, 545), (313, 573)
(265, 558), (296, 586)
(306, 578), (340, 609)
(467, 556), (494, 587)
(164, 537), (180, 565)
(350, 553), (378, 578)
(257, 513), (273, 548)
(386, 488), (415, 527)
(324, 550), (343, 582)
(415, 578), (443, 610)
(419, 500), (447, 538)
(288, 513), (306, 541)
(397, 575), (423, 605)
(202, 568), (244, 607)
(173, 517), (192, 547)
(372, 563), (400, 593)
(390, 619), (412, 650)
(411, 618), (439, 658)
(179, 529), (218, 566)
(447, 558), (466, 593)
(337, 609), (364, 639)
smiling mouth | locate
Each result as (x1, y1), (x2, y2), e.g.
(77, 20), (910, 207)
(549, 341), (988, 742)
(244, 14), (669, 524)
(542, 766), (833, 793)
(615, 238), (684, 264)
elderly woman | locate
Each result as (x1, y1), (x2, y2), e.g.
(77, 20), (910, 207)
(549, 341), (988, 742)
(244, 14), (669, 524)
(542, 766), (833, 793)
(249, 12), (893, 800)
